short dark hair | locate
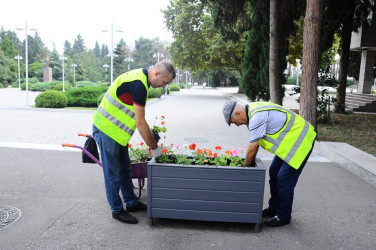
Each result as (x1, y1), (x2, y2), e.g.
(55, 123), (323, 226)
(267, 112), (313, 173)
(154, 62), (176, 79)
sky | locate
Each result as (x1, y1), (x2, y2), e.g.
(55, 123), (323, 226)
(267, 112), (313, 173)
(0, 0), (173, 54)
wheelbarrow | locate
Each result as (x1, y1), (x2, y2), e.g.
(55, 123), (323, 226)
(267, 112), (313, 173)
(62, 133), (148, 199)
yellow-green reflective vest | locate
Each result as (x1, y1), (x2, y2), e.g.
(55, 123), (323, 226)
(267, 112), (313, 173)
(93, 69), (149, 146)
(247, 102), (316, 169)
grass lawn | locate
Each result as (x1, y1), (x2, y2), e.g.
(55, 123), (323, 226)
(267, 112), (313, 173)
(317, 113), (376, 157)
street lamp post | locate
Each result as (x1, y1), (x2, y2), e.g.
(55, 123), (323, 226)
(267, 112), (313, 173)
(60, 55), (67, 92)
(102, 23), (123, 84)
(71, 63), (77, 84)
(16, 22), (36, 106)
(103, 64), (109, 82)
(184, 71), (189, 84)
(125, 57), (133, 70)
(153, 51), (164, 63)
(14, 55), (23, 89)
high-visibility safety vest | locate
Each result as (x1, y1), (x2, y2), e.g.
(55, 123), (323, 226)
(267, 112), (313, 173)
(247, 102), (316, 169)
(93, 69), (149, 146)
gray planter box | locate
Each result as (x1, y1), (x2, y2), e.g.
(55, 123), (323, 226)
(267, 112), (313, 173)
(147, 158), (266, 231)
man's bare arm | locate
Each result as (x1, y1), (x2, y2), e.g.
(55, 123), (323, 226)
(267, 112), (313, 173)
(134, 105), (158, 149)
(244, 141), (259, 167)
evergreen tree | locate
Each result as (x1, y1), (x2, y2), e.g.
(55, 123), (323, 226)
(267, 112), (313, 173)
(132, 37), (155, 69)
(94, 41), (101, 58)
(64, 40), (73, 58)
(113, 39), (127, 77)
(0, 51), (17, 86)
(0, 36), (18, 58)
(101, 44), (109, 59)
(72, 34), (86, 54)
(241, 0), (270, 101)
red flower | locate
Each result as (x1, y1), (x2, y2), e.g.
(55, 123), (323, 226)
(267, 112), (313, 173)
(162, 149), (168, 154)
(197, 149), (203, 155)
(213, 153), (218, 157)
(128, 144), (132, 148)
(189, 143), (196, 150)
(161, 121), (165, 125)
(161, 115), (165, 119)
(140, 142), (144, 146)
(225, 150), (233, 156)
(215, 146), (222, 150)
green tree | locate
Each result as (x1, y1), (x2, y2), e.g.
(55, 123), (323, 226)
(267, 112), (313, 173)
(72, 34), (86, 54)
(241, 0), (270, 101)
(113, 39), (127, 77)
(163, 0), (245, 75)
(132, 37), (155, 69)
(101, 44), (109, 59)
(0, 51), (17, 86)
(94, 41), (101, 58)
(0, 36), (18, 58)
(64, 40), (74, 58)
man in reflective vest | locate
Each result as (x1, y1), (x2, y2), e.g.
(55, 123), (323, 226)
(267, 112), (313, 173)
(93, 62), (175, 224)
(222, 101), (316, 227)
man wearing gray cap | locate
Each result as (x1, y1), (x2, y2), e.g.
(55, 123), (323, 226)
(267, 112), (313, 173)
(222, 100), (316, 227)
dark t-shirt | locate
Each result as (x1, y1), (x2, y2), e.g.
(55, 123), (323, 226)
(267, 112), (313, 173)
(116, 68), (149, 107)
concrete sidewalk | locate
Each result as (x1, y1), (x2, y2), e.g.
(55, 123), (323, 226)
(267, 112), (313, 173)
(1, 87), (375, 249)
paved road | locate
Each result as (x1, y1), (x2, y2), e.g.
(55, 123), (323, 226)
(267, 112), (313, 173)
(1, 87), (375, 249)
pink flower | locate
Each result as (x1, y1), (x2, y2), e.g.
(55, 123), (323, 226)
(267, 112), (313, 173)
(173, 144), (180, 149)
(238, 147), (244, 151)
(232, 149), (239, 156)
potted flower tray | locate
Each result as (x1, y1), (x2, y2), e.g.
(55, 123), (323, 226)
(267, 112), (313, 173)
(147, 157), (266, 232)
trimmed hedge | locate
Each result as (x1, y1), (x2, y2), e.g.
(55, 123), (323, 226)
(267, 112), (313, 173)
(169, 84), (180, 91)
(53, 83), (71, 91)
(35, 90), (68, 108)
(148, 87), (162, 98)
(64, 86), (108, 107)
(21, 82), (33, 90)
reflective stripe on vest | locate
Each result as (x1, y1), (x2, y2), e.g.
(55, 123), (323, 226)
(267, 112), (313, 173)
(93, 69), (149, 146)
(248, 102), (316, 169)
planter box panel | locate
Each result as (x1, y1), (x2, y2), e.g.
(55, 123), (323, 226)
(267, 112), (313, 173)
(151, 187), (261, 203)
(152, 165), (264, 182)
(152, 177), (262, 192)
(147, 158), (266, 229)
(151, 208), (261, 224)
(152, 198), (260, 213)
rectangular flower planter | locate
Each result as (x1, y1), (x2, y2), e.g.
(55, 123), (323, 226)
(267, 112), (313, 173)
(147, 158), (266, 232)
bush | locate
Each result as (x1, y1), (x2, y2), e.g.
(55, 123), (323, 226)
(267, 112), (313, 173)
(64, 86), (108, 107)
(169, 84), (180, 92)
(74, 81), (98, 88)
(35, 90), (68, 108)
(0, 83), (4, 88)
(286, 75), (300, 85)
(21, 82), (33, 90)
(30, 82), (55, 92)
(97, 93), (105, 106)
(53, 83), (71, 91)
(148, 87), (162, 98)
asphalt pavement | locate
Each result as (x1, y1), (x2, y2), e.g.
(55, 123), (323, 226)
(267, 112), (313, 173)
(0, 87), (375, 249)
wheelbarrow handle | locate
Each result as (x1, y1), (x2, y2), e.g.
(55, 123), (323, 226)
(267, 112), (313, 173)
(61, 143), (102, 167)
(78, 133), (92, 138)
(62, 143), (74, 147)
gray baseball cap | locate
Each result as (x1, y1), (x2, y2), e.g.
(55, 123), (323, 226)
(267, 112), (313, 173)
(222, 101), (237, 126)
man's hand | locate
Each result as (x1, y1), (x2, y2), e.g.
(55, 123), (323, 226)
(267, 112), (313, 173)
(151, 147), (163, 158)
(244, 141), (259, 167)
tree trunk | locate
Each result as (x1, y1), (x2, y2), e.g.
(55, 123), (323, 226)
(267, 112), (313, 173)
(300, 0), (323, 129)
(335, 0), (356, 113)
(269, 0), (283, 105)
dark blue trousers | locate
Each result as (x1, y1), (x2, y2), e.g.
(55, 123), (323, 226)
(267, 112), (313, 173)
(267, 142), (314, 222)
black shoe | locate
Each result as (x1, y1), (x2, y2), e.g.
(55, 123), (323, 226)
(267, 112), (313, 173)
(262, 208), (277, 217)
(265, 216), (290, 227)
(126, 201), (147, 212)
(112, 209), (138, 224)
